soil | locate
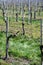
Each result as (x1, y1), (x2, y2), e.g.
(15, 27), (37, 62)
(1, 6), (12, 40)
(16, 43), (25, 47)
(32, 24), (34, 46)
(5, 57), (30, 65)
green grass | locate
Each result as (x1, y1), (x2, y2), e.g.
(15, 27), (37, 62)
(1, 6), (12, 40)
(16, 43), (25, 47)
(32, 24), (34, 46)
(0, 59), (12, 65)
(0, 31), (41, 65)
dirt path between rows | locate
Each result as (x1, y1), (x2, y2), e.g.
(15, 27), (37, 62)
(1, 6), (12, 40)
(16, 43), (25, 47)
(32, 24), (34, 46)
(5, 57), (30, 65)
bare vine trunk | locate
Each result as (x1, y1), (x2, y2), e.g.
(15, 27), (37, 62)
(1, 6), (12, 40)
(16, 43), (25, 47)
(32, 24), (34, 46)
(21, 3), (25, 35)
(5, 17), (9, 59)
(34, 11), (36, 19)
